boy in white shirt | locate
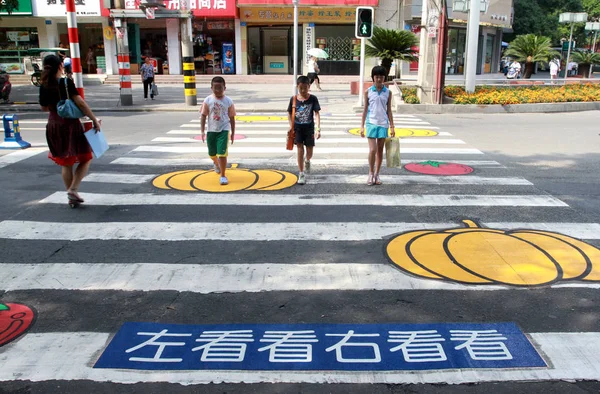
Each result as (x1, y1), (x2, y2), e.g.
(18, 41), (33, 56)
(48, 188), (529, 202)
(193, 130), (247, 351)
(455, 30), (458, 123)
(200, 77), (236, 185)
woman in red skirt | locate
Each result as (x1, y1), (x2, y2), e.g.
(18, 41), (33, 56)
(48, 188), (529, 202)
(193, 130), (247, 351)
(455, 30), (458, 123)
(38, 54), (101, 206)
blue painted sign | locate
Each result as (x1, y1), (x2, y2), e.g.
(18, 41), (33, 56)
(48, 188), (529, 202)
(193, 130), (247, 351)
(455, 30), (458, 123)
(94, 322), (545, 371)
(269, 62), (285, 69)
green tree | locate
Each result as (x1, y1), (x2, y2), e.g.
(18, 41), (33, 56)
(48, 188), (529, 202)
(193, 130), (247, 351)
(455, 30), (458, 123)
(0, 0), (19, 14)
(363, 26), (418, 79)
(504, 34), (560, 78)
(582, 0), (600, 18)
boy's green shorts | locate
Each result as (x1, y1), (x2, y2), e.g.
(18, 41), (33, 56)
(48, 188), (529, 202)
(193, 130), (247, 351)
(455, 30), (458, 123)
(207, 130), (229, 158)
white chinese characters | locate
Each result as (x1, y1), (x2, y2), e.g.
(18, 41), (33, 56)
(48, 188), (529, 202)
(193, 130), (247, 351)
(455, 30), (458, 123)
(450, 330), (513, 360)
(126, 329), (192, 363)
(388, 330), (447, 362)
(258, 330), (319, 362)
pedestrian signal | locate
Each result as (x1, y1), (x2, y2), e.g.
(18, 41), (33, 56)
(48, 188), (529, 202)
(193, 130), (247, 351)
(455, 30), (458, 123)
(355, 7), (374, 39)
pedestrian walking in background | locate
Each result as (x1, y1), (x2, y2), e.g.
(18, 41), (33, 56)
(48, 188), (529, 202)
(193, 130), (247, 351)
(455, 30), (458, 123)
(38, 54), (101, 206)
(307, 56), (322, 91)
(288, 75), (321, 185)
(360, 66), (395, 186)
(550, 57), (561, 83)
(200, 76), (236, 186)
(140, 57), (155, 101)
(85, 46), (96, 74)
(1, 74), (12, 103)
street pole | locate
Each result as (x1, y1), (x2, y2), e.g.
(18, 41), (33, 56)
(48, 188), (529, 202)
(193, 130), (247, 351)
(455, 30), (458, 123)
(593, 31), (598, 53)
(292, 0), (299, 95)
(65, 0), (84, 97)
(356, 38), (365, 107)
(565, 22), (574, 83)
(465, 0), (480, 93)
(180, 0), (197, 106)
(115, 20), (133, 106)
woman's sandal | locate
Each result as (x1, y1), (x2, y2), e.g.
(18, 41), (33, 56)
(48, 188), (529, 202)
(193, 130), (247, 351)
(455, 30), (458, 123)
(374, 175), (382, 185)
(67, 190), (84, 203)
(367, 174), (374, 186)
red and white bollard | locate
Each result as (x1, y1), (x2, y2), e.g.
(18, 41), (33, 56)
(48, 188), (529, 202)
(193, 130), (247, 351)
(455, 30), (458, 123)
(65, 0), (84, 98)
(115, 19), (133, 106)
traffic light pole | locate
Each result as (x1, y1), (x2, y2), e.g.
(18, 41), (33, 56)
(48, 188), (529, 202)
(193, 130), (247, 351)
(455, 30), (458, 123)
(356, 38), (366, 107)
(292, 0), (299, 95)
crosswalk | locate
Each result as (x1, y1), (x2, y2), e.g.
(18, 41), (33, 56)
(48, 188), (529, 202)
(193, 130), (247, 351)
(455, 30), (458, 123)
(1, 112), (600, 388)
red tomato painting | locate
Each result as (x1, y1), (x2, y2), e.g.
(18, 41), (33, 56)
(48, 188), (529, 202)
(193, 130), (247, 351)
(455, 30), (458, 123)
(0, 303), (36, 347)
(405, 161), (474, 175)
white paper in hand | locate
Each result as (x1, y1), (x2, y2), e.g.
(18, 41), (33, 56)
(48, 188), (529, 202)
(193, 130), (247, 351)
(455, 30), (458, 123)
(84, 128), (109, 158)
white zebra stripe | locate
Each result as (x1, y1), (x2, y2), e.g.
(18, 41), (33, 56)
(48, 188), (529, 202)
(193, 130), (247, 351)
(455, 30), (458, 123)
(0, 148), (47, 169)
(151, 137), (466, 145)
(167, 129), (449, 135)
(110, 157), (504, 167)
(0, 332), (599, 384)
(83, 172), (530, 186)
(37, 193), (568, 207)
(132, 146), (484, 155)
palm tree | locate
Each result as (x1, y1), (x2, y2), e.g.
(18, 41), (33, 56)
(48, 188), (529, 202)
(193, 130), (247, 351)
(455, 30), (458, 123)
(570, 51), (600, 78)
(504, 34), (559, 79)
(364, 26), (419, 79)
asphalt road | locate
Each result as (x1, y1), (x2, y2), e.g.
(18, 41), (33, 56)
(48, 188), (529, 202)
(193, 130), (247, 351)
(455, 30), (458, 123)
(0, 110), (599, 393)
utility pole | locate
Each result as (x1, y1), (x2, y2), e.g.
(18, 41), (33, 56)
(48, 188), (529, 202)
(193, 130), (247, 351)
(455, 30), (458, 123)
(292, 0), (299, 95)
(115, 19), (133, 106)
(180, 0), (196, 106)
(464, 0), (480, 93)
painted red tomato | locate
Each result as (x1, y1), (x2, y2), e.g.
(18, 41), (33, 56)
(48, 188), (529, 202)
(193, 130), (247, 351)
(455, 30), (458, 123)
(0, 303), (35, 347)
(404, 161), (474, 175)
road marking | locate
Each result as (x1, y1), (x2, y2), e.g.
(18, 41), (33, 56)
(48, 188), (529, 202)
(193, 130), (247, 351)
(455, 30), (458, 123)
(168, 129), (448, 135)
(84, 173), (156, 184)
(18, 127), (46, 131)
(133, 146), (484, 155)
(2, 262), (600, 292)
(111, 157), (505, 167)
(189, 115), (419, 122)
(86, 172), (532, 186)
(0, 148), (47, 169)
(181, 121), (431, 128)
(152, 137), (466, 145)
(38, 193), (567, 207)
(183, 124), (441, 130)
(12, 120), (47, 124)
(1, 332), (599, 384)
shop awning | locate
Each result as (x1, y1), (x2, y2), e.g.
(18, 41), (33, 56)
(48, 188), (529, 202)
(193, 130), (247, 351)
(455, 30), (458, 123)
(238, 0), (378, 6)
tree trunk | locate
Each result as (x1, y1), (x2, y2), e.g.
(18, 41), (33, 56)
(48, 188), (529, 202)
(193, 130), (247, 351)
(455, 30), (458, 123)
(381, 58), (393, 80)
(577, 64), (590, 78)
(523, 62), (534, 79)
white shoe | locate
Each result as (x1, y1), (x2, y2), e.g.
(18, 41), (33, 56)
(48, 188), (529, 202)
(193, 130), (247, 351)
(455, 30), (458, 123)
(220, 176), (228, 185)
(297, 173), (306, 185)
(214, 163), (220, 173)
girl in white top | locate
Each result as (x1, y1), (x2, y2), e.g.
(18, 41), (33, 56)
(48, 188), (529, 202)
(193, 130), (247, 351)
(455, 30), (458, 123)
(360, 66), (395, 186)
(306, 56), (322, 91)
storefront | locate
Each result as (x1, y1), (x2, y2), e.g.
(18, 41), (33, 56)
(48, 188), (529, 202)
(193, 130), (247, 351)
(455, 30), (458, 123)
(34, 0), (106, 73)
(0, 0), (38, 74)
(111, 0), (237, 75)
(238, 0), (377, 75)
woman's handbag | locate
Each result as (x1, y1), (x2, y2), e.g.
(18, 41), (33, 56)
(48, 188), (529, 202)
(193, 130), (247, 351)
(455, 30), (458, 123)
(57, 78), (84, 119)
(385, 137), (401, 168)
(286, 95), (297, 151)
(151, 82), (159, 96)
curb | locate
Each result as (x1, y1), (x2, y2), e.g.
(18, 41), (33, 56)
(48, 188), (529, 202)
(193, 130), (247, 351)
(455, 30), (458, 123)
(394, 101), (600, 114)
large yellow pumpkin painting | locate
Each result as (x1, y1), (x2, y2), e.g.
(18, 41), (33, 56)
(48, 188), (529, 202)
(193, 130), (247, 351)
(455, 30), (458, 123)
(385, 220), (600, 287)
(153, 168), (297, 193)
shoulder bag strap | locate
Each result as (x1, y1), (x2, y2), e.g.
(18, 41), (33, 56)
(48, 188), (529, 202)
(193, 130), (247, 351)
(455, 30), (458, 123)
(292, 95), (297, 122)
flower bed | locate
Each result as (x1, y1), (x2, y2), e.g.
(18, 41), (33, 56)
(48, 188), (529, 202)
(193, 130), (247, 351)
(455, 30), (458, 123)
(400, 87), (420, 104)
(444, 84), (600, 105)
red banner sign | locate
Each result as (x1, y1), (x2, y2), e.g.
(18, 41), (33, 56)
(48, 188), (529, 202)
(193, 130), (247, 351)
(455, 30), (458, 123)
(237, 0), (377, 6)
(124, 0), (237, 18)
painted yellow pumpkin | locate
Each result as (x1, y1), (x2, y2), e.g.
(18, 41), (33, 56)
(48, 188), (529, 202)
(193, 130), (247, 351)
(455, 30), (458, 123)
(153, 168), (297, 193)
(386, 220), (600, 286)
(347, 128), (439, 138)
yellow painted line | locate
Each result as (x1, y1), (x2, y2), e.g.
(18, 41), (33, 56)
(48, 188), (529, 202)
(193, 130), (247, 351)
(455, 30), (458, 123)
(348, 128), (439, 138)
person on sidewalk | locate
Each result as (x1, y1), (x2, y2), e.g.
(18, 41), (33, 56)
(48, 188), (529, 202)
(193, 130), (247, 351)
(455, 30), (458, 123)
(38, 54), (101, 207)
(550, 57), (561, 83)
(140, 57), (155, 101)
(360, 66), (395, 186)
(1, 74), (12, 104)
(85, 46), (96, 74)
(288, 75), (321, 185)
(307, 56), (322, 91)
(200, 76), (236, 186)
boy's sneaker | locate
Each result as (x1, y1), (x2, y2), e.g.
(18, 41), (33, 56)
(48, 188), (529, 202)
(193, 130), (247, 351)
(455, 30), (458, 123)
(220, 176), (228, 185)
(297, 173), (306, 185)
(214, 163), (220, 173)
(304, 160), (311, 174)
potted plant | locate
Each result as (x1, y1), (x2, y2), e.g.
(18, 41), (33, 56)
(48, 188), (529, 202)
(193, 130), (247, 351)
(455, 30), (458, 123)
(571, 51), (600, 78)
(504, 34), (559, 79)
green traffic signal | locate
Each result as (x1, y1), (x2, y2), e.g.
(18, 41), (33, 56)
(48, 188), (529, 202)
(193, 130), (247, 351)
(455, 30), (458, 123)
(356, 7), (373, 38)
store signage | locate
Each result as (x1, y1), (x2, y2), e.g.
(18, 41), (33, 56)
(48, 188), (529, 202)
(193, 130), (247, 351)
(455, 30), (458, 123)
(125, 0), (236, 17)
(94, 322), (546, 371)
(241, 7), (356, 23)
(0, 0), (33, 15)
(238, 0), (377, 6)
(6, 31), (30, 42)
(33, 0), (101, 16)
